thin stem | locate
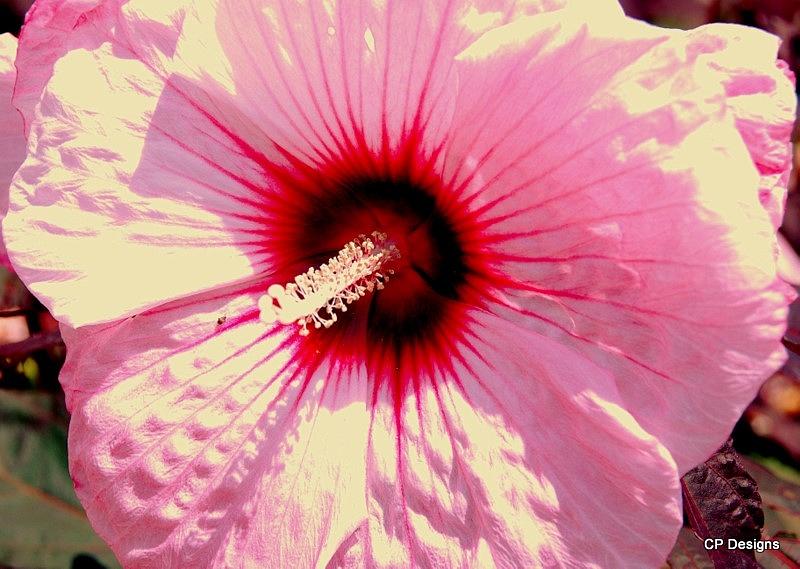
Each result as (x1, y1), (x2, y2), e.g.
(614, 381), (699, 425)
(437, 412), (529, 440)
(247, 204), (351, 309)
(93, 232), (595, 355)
(0, 331), (63, 359)
(0, 308), (33, 318)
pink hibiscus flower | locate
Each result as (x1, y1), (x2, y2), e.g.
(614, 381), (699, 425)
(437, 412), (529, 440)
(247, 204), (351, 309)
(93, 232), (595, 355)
(0, 33), (25, 269)
(4, 0), (796, 566)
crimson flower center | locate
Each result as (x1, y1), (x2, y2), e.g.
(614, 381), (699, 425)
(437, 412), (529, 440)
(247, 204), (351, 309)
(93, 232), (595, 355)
(259, 143), (493, 388)
(280, 177), (468, 336)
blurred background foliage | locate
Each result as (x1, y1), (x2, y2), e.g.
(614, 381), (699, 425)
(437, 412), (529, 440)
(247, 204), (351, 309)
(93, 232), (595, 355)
(0, 0), (799, 568)
(0, 272), (119, 569)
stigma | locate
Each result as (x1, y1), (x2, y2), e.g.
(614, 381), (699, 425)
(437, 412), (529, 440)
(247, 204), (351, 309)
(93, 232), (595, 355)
(258, 231), (400, 335)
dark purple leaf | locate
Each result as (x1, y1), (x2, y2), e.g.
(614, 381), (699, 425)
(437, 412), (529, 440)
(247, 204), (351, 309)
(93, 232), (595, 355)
(782, 336), (800, 357)
(0, 331), (63, 361)
(681, 441), (764, 569)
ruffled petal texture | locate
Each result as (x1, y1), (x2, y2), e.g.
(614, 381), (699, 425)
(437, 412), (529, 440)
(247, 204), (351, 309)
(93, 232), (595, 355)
(62, 297), (681, 567)
(687, 24), (796, 229)
(13, 0), (111, 134)
(61, 287), (372, 568)
(5, 0), (794, 567)
(444, 8), (793, 473)
(0, 33), (25, 268)
(6, 0), (247, 326)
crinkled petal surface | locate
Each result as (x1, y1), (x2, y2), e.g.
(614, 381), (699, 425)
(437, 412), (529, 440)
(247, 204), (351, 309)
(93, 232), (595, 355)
(63, 296), (681, 568)
(6, 0), (251, 325)
(687, 24), (796, 229)
(13, 0), (116, 135)
(5, 0), (794, 567)
(0, 34), (25, 268)
(61, 285), (373, 568)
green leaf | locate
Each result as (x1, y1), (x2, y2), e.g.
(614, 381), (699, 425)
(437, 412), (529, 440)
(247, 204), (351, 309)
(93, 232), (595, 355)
(0, 390), (119, 569)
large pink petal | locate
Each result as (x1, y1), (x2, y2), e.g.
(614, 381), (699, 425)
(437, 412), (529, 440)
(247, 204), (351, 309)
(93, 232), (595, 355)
(63, 291), (682, 567)
(364, 309), (681, 567)
(6, 0), (622, 327)
(0, 34), (25, 269)
(61, 284), (372, 568)
(444, 7), (793, 472)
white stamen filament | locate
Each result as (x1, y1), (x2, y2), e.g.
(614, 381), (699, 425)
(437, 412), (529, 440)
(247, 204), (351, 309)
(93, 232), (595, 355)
(258, 231), (400, 335)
